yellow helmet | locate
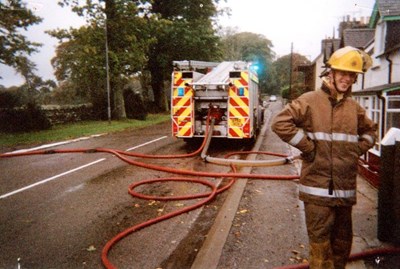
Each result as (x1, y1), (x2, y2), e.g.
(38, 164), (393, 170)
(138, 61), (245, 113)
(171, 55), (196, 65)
(327, 46), (372, 73)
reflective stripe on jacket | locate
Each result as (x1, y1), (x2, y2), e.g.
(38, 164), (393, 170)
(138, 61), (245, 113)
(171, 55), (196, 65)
(271, 86), (377, 206)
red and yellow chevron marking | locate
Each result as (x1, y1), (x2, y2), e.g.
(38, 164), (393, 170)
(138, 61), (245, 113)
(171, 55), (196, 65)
(229, 97), (249, 116)
(172, 116), (192, 137)
(172, 101), (193, 137)
(173, 95), (191, 108)
(171, 72), (194, 137)
(173, 72), (185, 87)
(228, 118), (244, 138)
(172, 106), (193, 137)
(228, 118), (251, 138)
(228, 71), (251, 138)
(173, 87), (193, 98)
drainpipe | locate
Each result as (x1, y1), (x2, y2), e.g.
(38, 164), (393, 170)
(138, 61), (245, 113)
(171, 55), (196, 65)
(385, 53), (392, 84)
(361, 73), (365, 89)
(377, 93), (386, 141)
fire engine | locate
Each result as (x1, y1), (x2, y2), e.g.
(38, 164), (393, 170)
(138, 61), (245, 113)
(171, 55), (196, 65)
(171, 60), (263, 143)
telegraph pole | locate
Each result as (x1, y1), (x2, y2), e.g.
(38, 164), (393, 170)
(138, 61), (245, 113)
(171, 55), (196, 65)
(105, 18), (112, 124)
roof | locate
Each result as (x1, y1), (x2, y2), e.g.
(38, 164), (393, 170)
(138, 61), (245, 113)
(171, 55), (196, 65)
(193, 61), (249, 86)
(378, 0), (400, 17)
(321, 39), (341, 63)
(370, 0), (400, 28)
(352, 82), (400, 96)
(342, 28), (375, 49)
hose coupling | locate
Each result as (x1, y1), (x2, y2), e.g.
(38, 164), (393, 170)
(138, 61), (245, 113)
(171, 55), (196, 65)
(285, 156), (294, 164)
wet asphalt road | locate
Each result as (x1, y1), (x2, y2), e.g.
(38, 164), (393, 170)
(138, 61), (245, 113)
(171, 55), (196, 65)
(1, 101), (399, 269)
(0, 119), (242, 269)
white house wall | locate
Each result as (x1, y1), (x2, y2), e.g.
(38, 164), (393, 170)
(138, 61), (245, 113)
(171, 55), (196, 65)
(314, 54), (324, 90)
(390, 53), (400, 82)
(354, 20), (400, 91)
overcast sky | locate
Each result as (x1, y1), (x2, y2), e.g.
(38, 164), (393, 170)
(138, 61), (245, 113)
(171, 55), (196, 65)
(0, 0), (375, 87)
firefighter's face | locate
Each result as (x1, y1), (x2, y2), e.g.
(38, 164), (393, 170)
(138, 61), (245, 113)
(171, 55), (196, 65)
(333, 70), (357, 92)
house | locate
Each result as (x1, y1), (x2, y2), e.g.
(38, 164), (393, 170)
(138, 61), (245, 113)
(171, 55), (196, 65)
(297, 0), (400, 188)
(352, 0), (400, 188)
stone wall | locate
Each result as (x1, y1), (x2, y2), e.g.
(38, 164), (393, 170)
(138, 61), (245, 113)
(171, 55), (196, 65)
(41, 104), (94, 125)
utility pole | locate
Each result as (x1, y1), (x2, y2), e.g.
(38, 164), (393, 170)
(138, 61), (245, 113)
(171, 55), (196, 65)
(105, 18), (112, 124)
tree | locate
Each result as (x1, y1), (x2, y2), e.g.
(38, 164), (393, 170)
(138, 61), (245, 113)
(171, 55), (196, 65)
(148, 0), (223, 112)
(53, 0), (153, 119)
(0, 0), (42, 85)
(49, 25), (109, 117)
(54, 0), (223, 115)
(219, 31), (274, 93)
(272, 53), (311, 99)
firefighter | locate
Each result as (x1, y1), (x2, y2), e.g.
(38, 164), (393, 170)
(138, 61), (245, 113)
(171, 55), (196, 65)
(271, 46), (377, 269)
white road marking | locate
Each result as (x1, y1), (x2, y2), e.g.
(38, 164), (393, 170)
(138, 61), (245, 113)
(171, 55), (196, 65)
(0, 159), (106, 199)
(1, 136), (168, 199)
(5, 134), (106, 155)
(125, 136), (167, 151)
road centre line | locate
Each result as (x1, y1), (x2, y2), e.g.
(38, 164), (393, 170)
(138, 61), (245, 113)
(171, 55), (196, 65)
(1, 136), (168, 199)
(125, 136), (167, 151)
(0, 158), (106, 199)
(6, 134), (106, 155)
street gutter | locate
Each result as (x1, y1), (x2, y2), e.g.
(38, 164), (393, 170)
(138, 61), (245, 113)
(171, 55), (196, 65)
(191, 110), (272, 269)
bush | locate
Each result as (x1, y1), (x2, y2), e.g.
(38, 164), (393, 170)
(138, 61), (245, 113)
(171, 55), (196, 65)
(0, 103), (52, 133)
(0, 91), (22, 108)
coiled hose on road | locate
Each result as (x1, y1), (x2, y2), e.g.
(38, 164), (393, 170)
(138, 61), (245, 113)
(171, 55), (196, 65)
(1, 115), (399, 269)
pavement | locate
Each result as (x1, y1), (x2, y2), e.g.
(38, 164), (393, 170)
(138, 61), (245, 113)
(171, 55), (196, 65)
(191, 103), (400, 269)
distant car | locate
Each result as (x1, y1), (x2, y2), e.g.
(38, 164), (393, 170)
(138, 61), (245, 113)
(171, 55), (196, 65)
(269, 95), (277, 102)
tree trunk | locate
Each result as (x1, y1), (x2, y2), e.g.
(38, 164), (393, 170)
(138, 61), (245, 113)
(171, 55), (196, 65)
(112, 82), (126, 119)
(105, 0), (126, 120)
(151, 74), (168, 112)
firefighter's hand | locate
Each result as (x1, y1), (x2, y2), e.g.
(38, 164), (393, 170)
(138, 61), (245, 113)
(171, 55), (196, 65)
(301, 140), (316, 162)
(301, 150), (315, 162)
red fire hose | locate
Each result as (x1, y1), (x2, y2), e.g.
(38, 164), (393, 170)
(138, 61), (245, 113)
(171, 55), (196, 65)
(2, 115), (398, 268)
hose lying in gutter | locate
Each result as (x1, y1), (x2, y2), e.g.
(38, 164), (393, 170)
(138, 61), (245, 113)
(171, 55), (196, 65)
(199, 117), (300, 167)
(202, 151), (300, 167)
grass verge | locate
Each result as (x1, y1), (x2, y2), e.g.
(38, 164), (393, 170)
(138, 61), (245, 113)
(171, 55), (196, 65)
(0, 114), (170, 148)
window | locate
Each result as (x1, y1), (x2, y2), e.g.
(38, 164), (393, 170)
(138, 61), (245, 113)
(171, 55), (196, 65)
(354, 95), (381, 153)
(372, 22), (386, 68)
(386, 96), (400, 131)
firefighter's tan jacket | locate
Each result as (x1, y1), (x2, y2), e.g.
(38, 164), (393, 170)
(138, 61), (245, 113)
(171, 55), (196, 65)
(271, 81), (377, 207)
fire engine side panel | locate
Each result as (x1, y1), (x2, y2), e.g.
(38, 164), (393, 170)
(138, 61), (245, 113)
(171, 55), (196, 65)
(249, 71), (260, 133)
(171, 71), (201, 138)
